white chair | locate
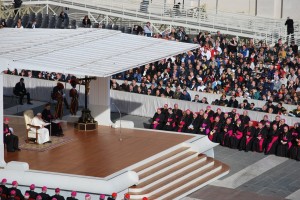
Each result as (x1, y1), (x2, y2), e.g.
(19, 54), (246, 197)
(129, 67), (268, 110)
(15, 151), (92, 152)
(23, 110), (40, 143)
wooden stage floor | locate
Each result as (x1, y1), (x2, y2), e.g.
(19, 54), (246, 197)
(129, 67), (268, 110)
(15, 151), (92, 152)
(4, 117), (194, 178)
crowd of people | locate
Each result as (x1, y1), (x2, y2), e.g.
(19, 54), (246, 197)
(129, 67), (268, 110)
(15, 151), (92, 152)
(111, 26), (300, 118)
(149, 104), (300, 161)
(4, 69), (76, 83)
(0, 179), (145, 200)
(3, 19), (300, 118)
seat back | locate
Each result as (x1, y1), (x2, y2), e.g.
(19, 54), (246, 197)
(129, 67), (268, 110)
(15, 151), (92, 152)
(23, 110), (34, 129)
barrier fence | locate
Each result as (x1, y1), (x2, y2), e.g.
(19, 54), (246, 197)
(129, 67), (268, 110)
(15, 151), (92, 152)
(2, 74), (299, 125)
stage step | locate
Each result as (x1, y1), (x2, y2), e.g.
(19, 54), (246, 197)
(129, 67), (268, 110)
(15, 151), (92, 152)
(129, 147), (229, 200)
(133, 147), (190, 174)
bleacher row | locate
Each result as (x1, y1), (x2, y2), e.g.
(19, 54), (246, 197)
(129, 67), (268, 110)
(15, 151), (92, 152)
(2, 13), (75, 29)
(1, 13), (138, 33)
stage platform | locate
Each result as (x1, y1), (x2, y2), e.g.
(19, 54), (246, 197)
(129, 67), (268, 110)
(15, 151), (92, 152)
(4, 116), (194, 178)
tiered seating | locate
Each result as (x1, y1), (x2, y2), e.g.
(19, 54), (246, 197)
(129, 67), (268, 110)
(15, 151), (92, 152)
(1, 12), (76, 29)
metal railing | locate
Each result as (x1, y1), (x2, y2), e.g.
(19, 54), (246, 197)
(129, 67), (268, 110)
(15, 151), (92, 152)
(2, 0), (299, 45)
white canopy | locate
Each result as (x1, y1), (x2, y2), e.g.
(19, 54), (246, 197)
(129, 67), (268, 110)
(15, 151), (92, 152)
(0, 28), (198, 77)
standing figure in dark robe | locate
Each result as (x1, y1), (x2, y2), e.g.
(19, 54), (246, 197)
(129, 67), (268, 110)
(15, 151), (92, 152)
(150, 108), (165, 130)
(271, 115), (281, 127)
(252, 122), (268, 153)
(214, 108), (224, 121)
(239, 110), (250, 125)
(186, 113), (200, 134)
(69, 79), (79, 116)
(3, 118), (20, 152)
(230, 119), (244, 149)
(209, 116), (223, 143)
(264, 121), (271, 134)
(163, 108), (176, 131)
(222, 118), (234, 147)
(260, 115), (270, 125)
(288, 123), (300, 161)
(265, 124), (280, 155)
(197, 109), (205, 125)
(223, 112), (229, 122)
(228, 109), (237, 119)
(52, 82), (66, 119)
(8, 181), (24, 200)
(172, 104), (183, 124)
(198, 113), (211, 135)
(276, 125), (292, 157)
(42, 103), (63, 137)
(175, 111), (186, 132)
(278, 119), (288, 133)
(232, 113), (240, 126)
(161, 104), (169, 116)
(183, 109), (193, 132)
(239, 121), (256, 152)
(205, 106), (214, 123)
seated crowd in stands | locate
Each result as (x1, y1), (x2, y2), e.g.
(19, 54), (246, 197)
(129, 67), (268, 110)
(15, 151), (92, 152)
(3, 69), (76, 83)
(111, 29), (300, 117)
(149, 104), (300, 161)
(112, 78), (300, 117)
(0, 179), (145, 200)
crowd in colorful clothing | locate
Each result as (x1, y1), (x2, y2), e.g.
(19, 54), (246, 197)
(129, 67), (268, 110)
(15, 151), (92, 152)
(150, 104), (300, 161)
(112, 28), (300, 117)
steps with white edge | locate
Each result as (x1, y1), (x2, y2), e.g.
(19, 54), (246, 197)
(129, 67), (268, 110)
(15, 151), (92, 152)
(129, 147), (229, 200)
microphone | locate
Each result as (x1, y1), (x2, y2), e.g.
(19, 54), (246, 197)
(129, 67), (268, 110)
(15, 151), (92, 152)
(112, 102), (122, 141)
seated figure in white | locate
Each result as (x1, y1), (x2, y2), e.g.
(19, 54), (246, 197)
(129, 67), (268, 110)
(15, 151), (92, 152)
(31, 113), (51, 144)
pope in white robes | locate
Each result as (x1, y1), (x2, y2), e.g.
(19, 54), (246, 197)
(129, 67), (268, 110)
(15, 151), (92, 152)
(31, 113), (51, 144)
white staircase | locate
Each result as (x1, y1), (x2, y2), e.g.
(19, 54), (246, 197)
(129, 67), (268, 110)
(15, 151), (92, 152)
(129, 147), (229, 200)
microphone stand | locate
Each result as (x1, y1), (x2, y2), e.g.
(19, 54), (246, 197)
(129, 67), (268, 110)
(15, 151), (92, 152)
(112, 103), (122, 141)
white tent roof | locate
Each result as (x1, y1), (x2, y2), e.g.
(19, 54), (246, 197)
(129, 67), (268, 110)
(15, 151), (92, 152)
(0, 28), (198, 77)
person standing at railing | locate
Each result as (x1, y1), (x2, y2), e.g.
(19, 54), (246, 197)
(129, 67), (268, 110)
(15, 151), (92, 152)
(82, 15), (91, 28)
(144, 22), (153, 37)
(285, 17), (294, 45)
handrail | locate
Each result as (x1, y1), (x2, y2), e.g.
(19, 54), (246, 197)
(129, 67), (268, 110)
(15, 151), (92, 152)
(2, 0), (299, 46)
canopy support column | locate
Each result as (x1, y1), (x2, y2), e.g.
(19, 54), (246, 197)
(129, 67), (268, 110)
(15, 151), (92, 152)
(89, 77), (112, 126)
(0, 73), (7, 167)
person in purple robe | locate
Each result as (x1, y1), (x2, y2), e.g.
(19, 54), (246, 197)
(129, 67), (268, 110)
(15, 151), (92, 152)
(239, 110), (250, 125)
(271, 115), (281, 128)
(150, 108), (165, 130)
(276, 125), (292, 157)
(239, 121), (256, 152)
(198, 113), (211, 135)
(252, 122), (268, 153)
(213, 108), (224, 121)
(230, 119), (244, 149)
(172, 103), (183, 125)
(260, 115), (270, 125)
(208, 116), (223, 142)
(265, 123), (280, 155)
(161, 104), (169, 116)
(288, 123), (300, 161)
(163, 108), (176, 131)
(186, 113), (200, 134)
(205, 106), (215, 123)
(222, 118), (234, 147)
